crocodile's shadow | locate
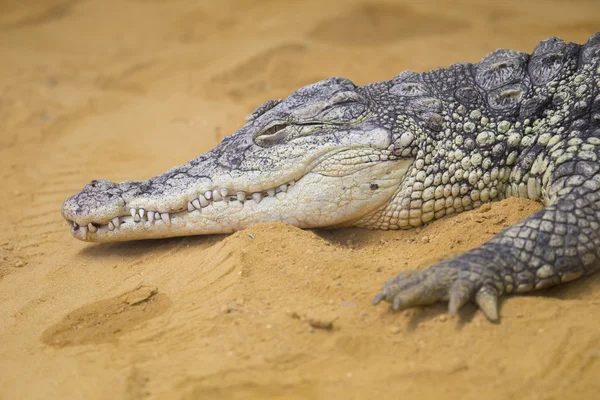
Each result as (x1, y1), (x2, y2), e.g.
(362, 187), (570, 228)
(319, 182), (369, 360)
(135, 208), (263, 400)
(78, 234), (227, 260)
(379, 301), (481, 332)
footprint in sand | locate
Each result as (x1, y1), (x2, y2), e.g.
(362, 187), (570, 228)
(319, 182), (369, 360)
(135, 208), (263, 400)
(40, 285), (171, 348)
(0, 0), (78, 29)
(308, 3), (467, 46)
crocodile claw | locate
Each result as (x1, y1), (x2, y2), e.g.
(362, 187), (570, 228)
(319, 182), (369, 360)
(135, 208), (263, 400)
(372, 257), (502, 322)
(474, 287), (499, 321)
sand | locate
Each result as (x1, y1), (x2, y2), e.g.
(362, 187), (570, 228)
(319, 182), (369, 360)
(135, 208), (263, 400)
(1, 0), (599, 399)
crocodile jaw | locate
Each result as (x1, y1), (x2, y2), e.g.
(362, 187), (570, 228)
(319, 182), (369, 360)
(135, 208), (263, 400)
(65, 159), (411, 242)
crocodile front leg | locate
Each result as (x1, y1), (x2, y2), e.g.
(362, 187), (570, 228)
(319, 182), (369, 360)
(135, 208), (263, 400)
(373, 166), (600, 321)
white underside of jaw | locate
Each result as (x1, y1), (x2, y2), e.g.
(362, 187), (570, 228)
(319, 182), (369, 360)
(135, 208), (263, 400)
(70, 159), (411, 243)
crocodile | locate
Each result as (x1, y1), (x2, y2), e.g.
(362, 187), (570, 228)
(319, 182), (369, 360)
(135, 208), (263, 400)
(62, 33), (600, 321)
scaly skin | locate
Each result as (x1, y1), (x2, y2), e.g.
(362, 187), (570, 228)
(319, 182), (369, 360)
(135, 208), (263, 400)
(63, 33), (600, 321)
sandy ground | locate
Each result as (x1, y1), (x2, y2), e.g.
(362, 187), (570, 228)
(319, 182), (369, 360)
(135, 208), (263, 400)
(1, 0), (600, 399)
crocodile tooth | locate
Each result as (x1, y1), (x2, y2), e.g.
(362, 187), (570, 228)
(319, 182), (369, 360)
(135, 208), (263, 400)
(139, 208), (145, 218)
(130, 208), (136, 217)
(88, 223), (97, 233)
(267, 188), (275, 197)
(80, 225), (88, 239)
(212, 189), (223, 202)
(192, 199), (201, 209)
(204, 190), (212, 200)
(161, 213), (171, 225)
(112, 217), (120, 228)
(237, 191), (246, 202)
(278, 184), (287, 192)
(289, 180), (296, 186)
(72, 221), (78, 228)
(187, 202), (195, 212)
(134, 214), (141, 222)
(252, 193), (262, 204)
(147, 211), (155, 223)
(198, 194), (209, 207)
(219, 188), (229, 198)
(108, 221), (115, 231)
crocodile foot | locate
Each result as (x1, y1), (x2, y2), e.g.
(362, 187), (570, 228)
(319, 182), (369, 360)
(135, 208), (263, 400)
(372, 252), (503, 322)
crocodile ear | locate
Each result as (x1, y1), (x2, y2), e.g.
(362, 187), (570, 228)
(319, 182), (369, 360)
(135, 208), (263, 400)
(246, 99), (283, 123)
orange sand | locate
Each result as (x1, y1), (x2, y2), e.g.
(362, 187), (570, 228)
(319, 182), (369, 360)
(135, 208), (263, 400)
(1, 0), (599, 399)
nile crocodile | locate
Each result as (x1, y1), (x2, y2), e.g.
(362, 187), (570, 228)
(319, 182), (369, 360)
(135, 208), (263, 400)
(62, 34), (600, 321)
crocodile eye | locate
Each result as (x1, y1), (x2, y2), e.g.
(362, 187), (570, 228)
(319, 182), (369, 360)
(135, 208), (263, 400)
(255, 124), (290, 145)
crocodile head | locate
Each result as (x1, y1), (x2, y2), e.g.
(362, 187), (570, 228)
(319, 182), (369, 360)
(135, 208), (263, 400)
(62, 77), (416, 242)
